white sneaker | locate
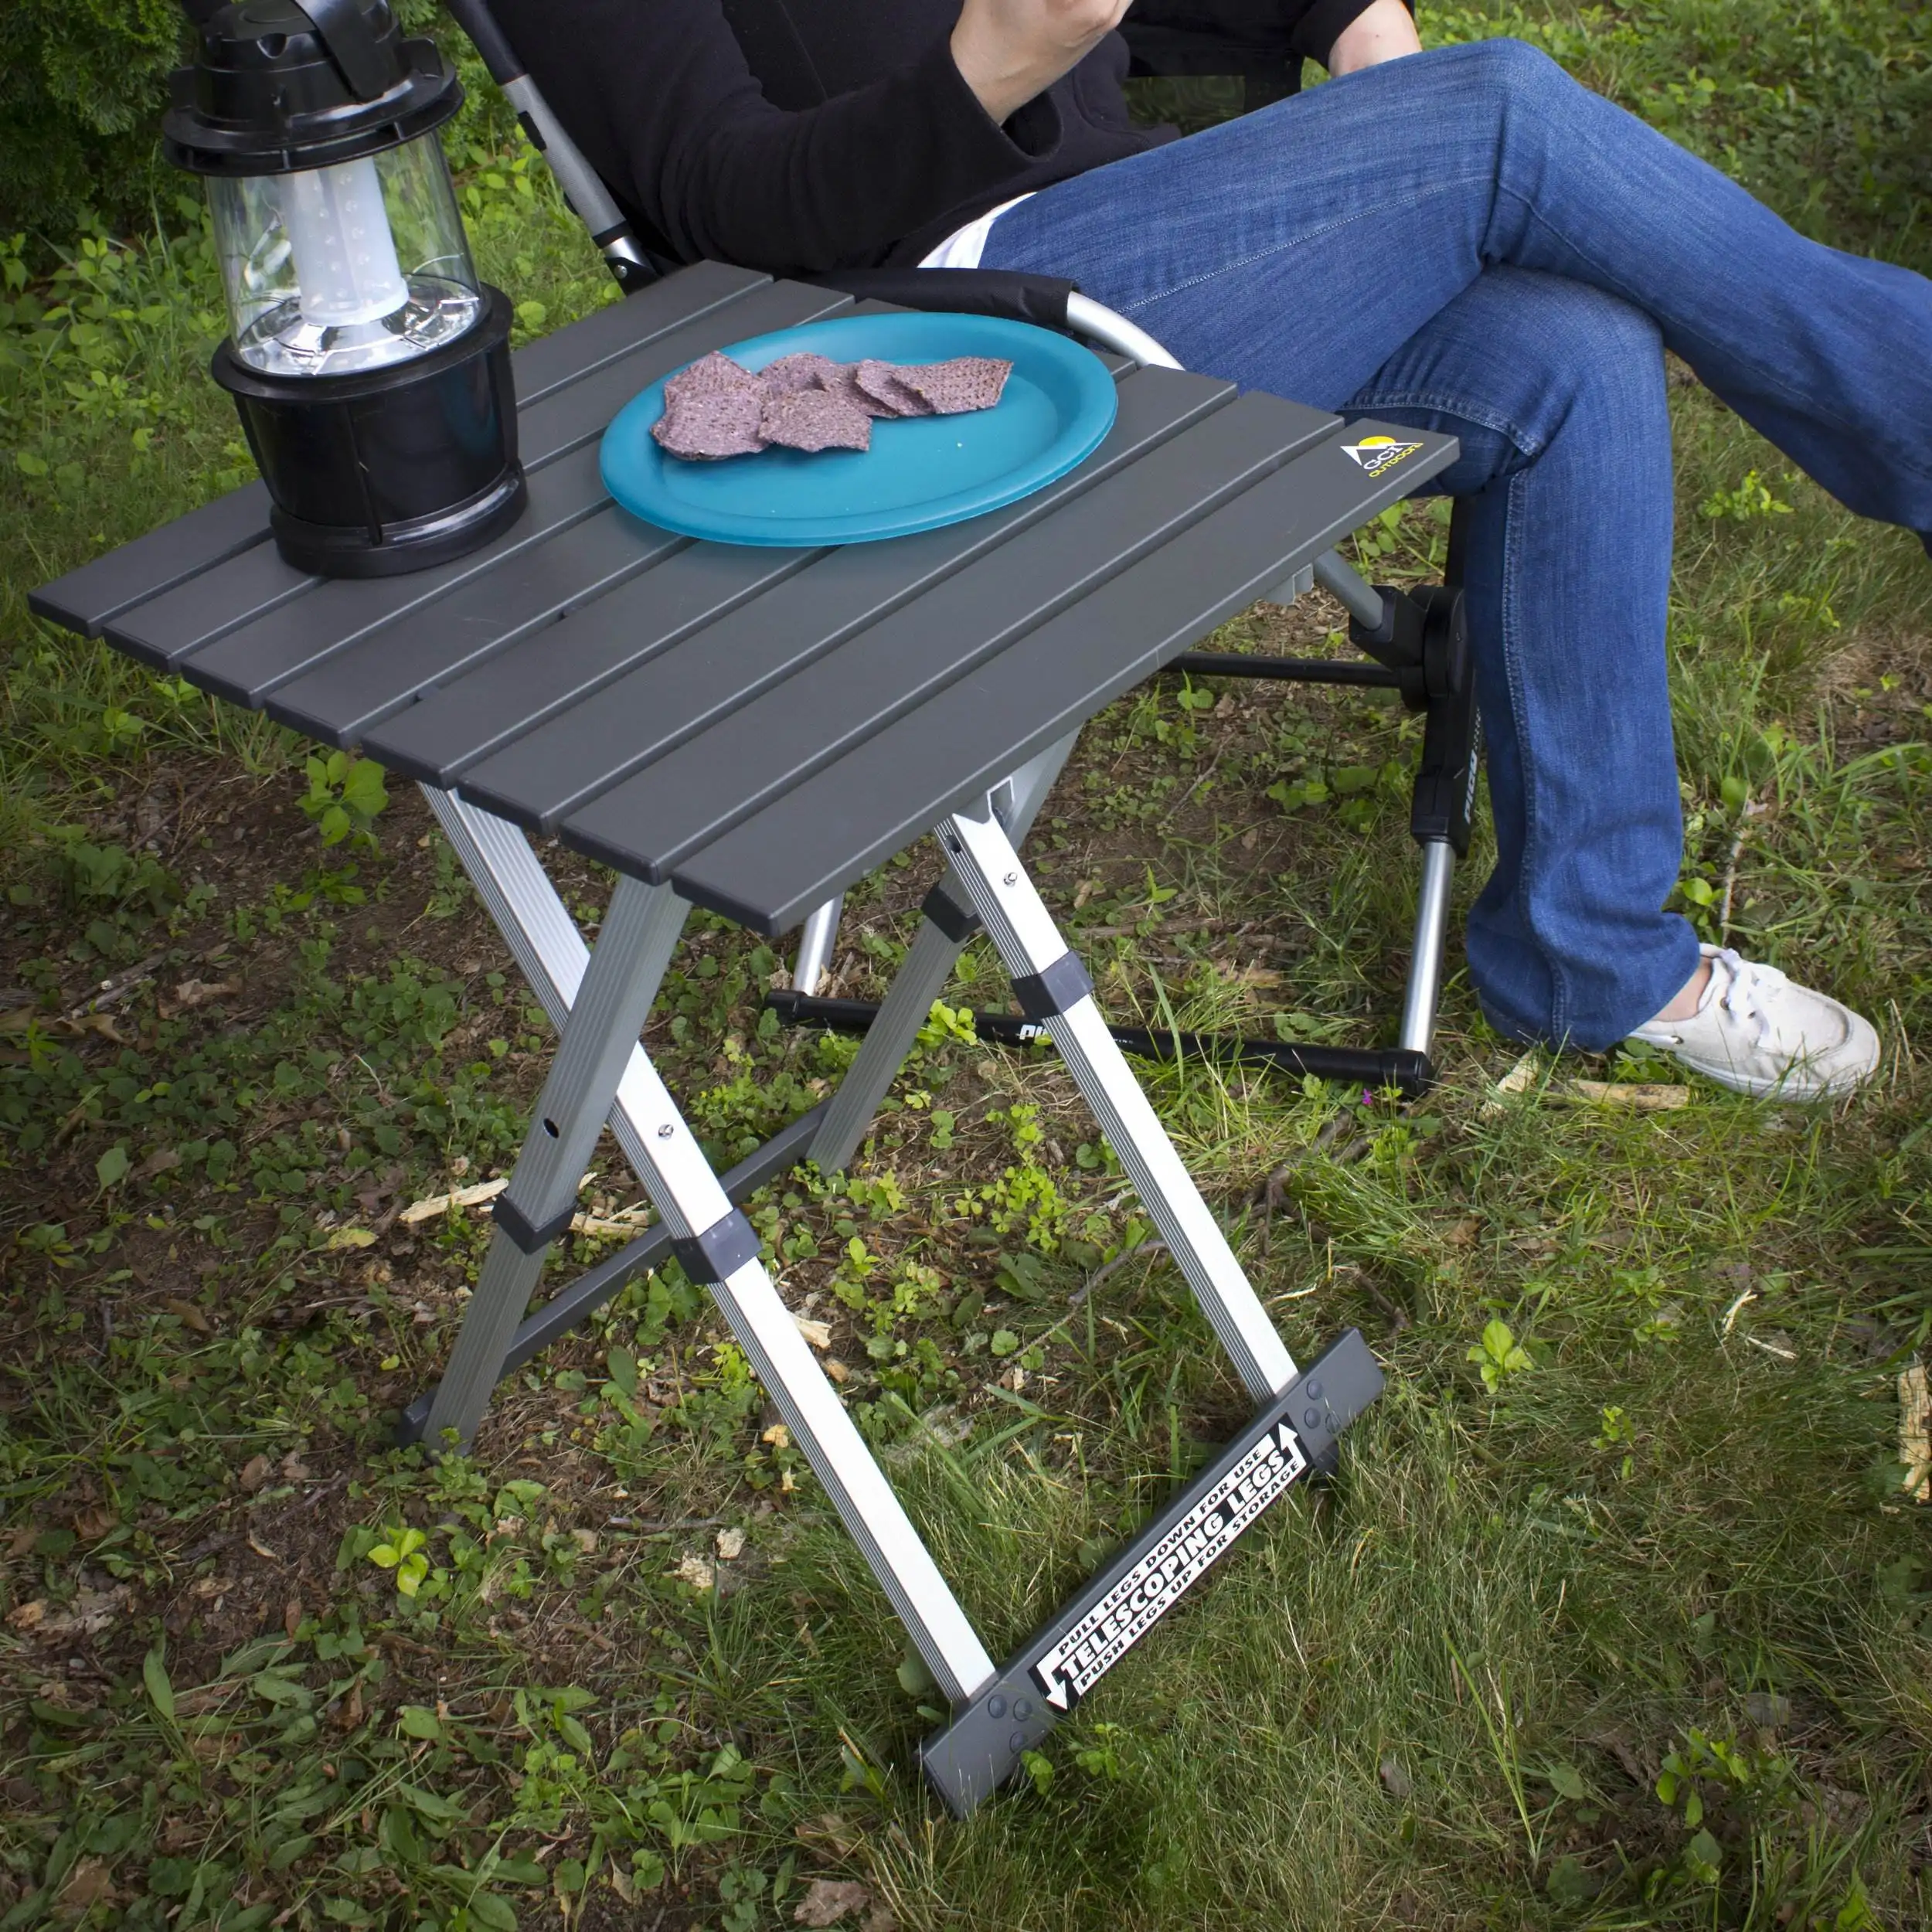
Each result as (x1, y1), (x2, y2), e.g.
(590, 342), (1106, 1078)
(1626, 944), (1880, 1100)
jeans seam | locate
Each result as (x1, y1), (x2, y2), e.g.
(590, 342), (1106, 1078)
(1498, 462), (1567, 1041)
(1345, 389), (1543, 457)
(1113, 174), (1498, 318)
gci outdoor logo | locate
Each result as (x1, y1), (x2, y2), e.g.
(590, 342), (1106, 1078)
(1342, 434), (1423, 478)
(1030, 1420), (1309, 1711)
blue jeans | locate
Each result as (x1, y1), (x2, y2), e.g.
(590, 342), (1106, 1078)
(980, 39), (1932, 1049)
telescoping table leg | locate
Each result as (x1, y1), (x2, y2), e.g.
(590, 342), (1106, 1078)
(807, 732), (1080, 1175)
(417, 789), (998, 1706)
(938, 799), (1296, 1404)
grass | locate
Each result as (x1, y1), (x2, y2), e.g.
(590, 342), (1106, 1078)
(2, 3), (1930, 1928)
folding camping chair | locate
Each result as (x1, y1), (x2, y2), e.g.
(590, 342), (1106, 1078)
(441, 0), (1483, 1103)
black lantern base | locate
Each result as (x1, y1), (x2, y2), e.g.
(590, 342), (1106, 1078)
(213, 284), (526, 580)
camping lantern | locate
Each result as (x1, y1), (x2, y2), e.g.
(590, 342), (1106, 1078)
(165, 0), (526, 576)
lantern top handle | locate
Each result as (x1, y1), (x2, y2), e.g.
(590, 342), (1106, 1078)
(286, 0), (396, 101)
(165, 1), (461, 177)
(172, 0), (393, 100)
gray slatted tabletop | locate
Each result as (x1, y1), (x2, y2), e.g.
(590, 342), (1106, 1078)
(32, 260), (1455, 936)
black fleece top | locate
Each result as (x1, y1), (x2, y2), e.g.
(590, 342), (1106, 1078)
(491, 0), (1387, 275)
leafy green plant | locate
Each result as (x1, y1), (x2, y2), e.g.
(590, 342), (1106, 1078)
(298, 750), (390, 848)
(1467, 1317), (1534, 1393)
(368, 1524), (430, 1597)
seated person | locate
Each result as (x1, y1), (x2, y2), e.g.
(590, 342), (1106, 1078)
(496, 0), (1932, 1099)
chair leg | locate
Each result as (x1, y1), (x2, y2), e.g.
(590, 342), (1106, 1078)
(791, 894), (842, 996)
(1398, 839), (1457, 1056)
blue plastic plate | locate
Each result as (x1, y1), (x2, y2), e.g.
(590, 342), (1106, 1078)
(599, 311), (1117, 546)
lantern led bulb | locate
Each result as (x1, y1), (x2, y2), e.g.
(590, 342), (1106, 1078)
(281, 155), (409, 328)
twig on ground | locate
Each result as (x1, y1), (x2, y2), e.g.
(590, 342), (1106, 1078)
(1899, 1364), (1930, 1502)
(1718, 798), (1769, 939)
(1073, 1240), (1171, 1309)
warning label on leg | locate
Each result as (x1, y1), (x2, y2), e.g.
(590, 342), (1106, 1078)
(1031, 1421), (1308, 1710)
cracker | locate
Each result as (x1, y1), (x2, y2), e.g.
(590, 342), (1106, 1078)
(758, 387), (873, 454)
(759, 351), (845, 395)
(853, 359), (936, 417)
(652, 386), (768, 460)
(897, 355), (1013, 415)
(663, 351), (763, 407)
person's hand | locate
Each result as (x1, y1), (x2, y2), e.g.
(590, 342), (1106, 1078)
(1328, 0), (1422, 76)
(951, 0), (1132, 124)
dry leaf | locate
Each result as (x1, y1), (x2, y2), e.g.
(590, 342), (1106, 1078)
(863, 1908), (899, 1932)
(284, 1597), (304, 1639)
(57, 1859), (114, 1911)
(794, 1813), (866, 1859)
(159, 978), (240, 1020)
(72, 1504), (118, 1541)
(12, 1587), (128, 1641)
(571, 1529), (598, 1555)
(247, 1535), (281, 1563)
(675, 1554), (715, 1590)
(280, 1451), (312, 1483)
(134, 1146), (182, 1182)
(794, 1315), (833, 1349)
(762, 1423), (791, 1449)
(325, 1226), (377, 1250)
(239, 1454), (272, 1492)
(165, 1297), (213, 1334)
(822, 1358), (849, 1383)
(1900, 1364), (1930, 1502)
(399, 1176), (509, 1226)
(1557, 1080), (1691, 1110)
(794, 1879), (872, 1927)
(716, 1526), (746, 1561)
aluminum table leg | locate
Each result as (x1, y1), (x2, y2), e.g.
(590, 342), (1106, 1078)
(423, 875), (689, 1448)
(808, 732), (1079, 1175)
(939, 801), (1298, 1403)
(420, 788), (997, 1703)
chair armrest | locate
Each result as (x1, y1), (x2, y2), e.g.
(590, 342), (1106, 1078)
(803, 267), (1077, 332)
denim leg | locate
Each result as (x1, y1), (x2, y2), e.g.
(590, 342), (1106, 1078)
(980, 38), (1932, 537)
(1339, 268), (1696, 1047)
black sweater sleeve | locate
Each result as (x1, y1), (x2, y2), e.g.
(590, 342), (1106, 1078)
(494, 0), (1072, 275)
(489, 0), (1408, 279)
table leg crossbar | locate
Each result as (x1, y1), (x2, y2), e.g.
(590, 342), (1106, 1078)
(408, 774), (1383, 1809)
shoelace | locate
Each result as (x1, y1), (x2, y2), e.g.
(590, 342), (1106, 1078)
(1708, 947), (1787, 1049)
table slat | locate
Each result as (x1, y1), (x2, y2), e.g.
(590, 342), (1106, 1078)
(26, 485), (272, 641)
(28, 261), (767, 643)
(104, 279), (849, 675)
(179, 444), (604, 706)
(365, 539), (818, 784)
(558, 390), (1336, 886)
(451, 369), (1240, 828)
(269, 509), (673, 747)
(673, 425), (1461, 930)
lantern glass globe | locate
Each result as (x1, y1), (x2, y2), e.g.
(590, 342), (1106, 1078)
(209, 128), (483, 378)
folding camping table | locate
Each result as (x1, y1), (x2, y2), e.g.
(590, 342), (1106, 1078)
(32, 260), (1455, 1811)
